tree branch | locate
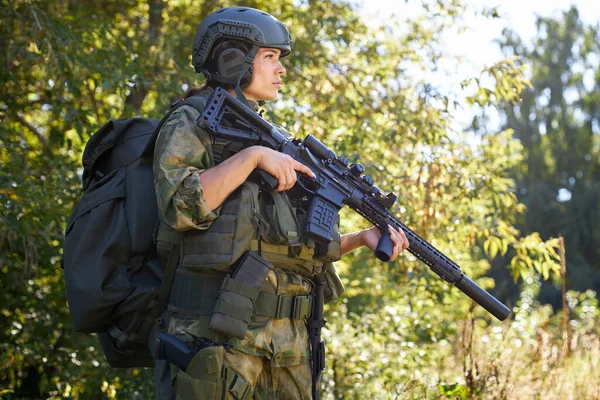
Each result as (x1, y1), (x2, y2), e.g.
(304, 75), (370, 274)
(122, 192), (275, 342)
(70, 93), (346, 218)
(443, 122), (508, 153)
(31, 6), (58, 68)
(13, 113), (49, 149)
(124, 0), (165, 112)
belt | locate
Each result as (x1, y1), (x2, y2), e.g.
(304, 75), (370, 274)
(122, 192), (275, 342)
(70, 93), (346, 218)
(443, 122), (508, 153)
(169, 274), (312, 321)
(255, 292), (312, 320)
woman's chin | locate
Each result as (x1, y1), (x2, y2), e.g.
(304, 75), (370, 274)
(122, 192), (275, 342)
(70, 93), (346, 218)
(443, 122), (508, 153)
(269, 91), (280, 101)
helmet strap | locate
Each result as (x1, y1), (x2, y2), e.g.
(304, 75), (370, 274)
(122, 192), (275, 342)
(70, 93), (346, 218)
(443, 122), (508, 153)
(234, 46), (259, 108)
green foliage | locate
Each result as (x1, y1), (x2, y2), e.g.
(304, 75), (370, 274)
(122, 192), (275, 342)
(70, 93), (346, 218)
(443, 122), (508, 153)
(463, 57), (533, 107)
(450, 276), (600, 400)
(1, 0), (596, 398)
(508, 234), (561, 282)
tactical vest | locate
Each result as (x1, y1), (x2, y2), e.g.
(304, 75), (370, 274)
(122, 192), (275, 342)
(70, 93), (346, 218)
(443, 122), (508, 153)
(161, 181), (340, 274)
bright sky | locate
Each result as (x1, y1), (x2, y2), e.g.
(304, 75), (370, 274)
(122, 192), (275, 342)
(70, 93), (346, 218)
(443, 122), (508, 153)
(360, 0), (600, 131)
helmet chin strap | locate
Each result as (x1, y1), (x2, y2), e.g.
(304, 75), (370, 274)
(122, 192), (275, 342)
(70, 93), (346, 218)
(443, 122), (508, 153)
(234, 81), (250, 108)
(234, 46), (259, 109)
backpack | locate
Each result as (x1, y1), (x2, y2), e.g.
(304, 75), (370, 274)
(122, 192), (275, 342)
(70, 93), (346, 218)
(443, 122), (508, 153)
(62, 96), (206, 368)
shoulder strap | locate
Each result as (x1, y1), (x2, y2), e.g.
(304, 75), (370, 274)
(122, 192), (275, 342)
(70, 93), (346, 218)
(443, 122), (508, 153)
(112, 230), (184, 349)
(133, 238), (182, 345)
(141, 94), (209, 158)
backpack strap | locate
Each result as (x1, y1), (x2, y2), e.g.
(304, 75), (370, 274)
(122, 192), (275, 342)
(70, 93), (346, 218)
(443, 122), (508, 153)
(135, 229), (184, 344)
(111, 229), (184, 349)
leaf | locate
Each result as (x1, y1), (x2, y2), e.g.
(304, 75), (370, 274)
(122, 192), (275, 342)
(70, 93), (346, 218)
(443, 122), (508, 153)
(482, 237), (488, 254)
(489, 238), (499, 259)
(501, 238), (509, 255)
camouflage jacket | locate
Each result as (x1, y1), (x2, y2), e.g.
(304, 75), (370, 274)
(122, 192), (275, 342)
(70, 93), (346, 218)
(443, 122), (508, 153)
(153, 88), (219, 232)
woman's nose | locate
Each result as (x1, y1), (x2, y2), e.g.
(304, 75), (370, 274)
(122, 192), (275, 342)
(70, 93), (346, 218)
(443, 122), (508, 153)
(276, 61), (286, 75)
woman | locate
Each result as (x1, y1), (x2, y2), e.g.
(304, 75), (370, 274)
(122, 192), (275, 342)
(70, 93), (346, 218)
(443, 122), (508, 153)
(152, 6), (409, 399)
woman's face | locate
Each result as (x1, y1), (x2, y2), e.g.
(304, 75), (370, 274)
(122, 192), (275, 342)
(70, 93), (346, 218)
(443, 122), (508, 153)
(243, 47), (286, 102)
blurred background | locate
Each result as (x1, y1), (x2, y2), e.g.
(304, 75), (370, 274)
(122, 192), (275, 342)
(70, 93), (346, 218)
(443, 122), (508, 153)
(1, 0), (599, 398)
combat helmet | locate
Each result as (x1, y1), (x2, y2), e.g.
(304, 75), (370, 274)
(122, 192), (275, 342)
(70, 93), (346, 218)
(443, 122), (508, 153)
(192, 6), (292, 103)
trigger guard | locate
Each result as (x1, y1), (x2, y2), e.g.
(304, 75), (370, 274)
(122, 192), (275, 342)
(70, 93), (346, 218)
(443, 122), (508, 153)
(291, 175), (317, 197)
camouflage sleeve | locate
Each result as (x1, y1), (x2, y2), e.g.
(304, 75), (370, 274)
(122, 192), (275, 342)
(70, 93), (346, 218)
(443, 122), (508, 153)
(153, 105), (219, 231)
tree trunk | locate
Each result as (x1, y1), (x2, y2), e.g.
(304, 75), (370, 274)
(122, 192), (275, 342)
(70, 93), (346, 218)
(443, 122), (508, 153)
(124, 0), (165, 112)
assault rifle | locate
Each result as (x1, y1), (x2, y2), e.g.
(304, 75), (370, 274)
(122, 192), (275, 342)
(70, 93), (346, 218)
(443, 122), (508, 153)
(197, 87), (510, 321)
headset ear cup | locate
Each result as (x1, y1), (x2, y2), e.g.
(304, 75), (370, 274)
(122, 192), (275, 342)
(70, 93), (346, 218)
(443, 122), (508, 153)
(216, 48), (247, 80)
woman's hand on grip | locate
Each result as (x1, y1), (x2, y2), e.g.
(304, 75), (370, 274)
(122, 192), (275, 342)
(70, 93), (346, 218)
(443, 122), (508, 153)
(253, 147), (315, 191)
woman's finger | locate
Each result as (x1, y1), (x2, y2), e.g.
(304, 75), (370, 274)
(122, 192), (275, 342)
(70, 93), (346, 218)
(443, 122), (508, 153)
(293, 160), (316, 178)
(390, 241), (400, 261)
(400, 229), (409, 249)
(276, 172), (288, 192)
(388, 225), (397, 241)
(284, 168), (296, 190)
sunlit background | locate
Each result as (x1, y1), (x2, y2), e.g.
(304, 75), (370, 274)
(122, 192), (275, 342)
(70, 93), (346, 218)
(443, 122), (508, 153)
(2, 1), (600, 398)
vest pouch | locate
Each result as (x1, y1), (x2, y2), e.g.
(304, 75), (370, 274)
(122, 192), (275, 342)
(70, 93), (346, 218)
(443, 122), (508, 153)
(209, 252), (273, 339)
(208, 276), (256, 339)
(323, 261), (345, 303)
(314, 231), (341, 262)
(179, 182), (259, 272)
(174, 345), (253, 400)
(260, 191), (301, 247)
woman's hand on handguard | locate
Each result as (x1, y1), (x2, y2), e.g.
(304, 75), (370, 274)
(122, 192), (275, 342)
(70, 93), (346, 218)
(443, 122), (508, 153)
(253, 147), (316, 191)
(341, 225), (409, 261)
(361, 225), (409, 261)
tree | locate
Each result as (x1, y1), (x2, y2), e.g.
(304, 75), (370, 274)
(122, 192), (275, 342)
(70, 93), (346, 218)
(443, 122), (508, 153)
(0, 0), (561, 398)
(495, 7), (600, 303)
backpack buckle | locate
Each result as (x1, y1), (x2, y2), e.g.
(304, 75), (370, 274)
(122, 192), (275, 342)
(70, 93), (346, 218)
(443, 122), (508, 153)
(292, 295), (312, 320)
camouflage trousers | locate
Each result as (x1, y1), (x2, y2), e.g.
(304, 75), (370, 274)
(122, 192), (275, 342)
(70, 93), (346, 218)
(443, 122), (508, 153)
(171, 342), (312, 399)
(157, 268), (314, 400)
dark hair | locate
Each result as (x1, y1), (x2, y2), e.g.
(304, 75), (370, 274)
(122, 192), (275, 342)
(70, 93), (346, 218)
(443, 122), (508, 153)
(184, 86), (205, 99)
(185, 78), (238, 98)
